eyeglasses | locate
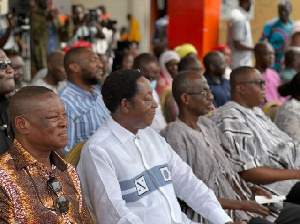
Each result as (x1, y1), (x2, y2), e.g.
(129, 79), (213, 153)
(47, 177), (70, 214)
(25, 168), (69, 214)
(238, 80), (265, 88)
(0, 60), (12, 69)
(185, 89), (212, 98)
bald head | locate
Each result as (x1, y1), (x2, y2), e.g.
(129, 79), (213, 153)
(254, 42), (275, 69)
(9, 86), (55, 128)
(46, 51), (66, 82)
(48, 51), (65, 66)
(230, 66), (257, 91)
(64, 47), (88, 74)
(178, 55), (203, 73)
(278, 0), (292, 23)
(254, 42), (272, 55)
(284, 47), (300, 68)
(203, 51), (226, 77)
(132, 53), (157, 72)
(172, 71), (204, 107)
(203, 51), (222, 69)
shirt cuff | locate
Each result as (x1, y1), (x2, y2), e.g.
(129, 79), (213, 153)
(206, 208), (232, 224)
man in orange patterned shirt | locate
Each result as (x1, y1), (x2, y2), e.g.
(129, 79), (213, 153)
(0, 86), (94, 223)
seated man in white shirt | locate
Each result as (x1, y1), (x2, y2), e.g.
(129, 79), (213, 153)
(31, 51), (67, 93)
(76, 69), (237, 224)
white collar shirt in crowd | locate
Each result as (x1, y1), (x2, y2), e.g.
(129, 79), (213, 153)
(210, 101), (300, 196)
(151, 89), (167, 132)
(31, 78), (67, 94)
(76, 116), (232, 224)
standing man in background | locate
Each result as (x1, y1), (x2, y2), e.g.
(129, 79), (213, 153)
(0, 13), (15, 49)
(127, 14), (141, 45)
(227, 0), (254, 69)
(260, 0), (293, 72)
(31, 0), (73, 70)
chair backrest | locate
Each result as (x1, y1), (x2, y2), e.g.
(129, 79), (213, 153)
(65, 140), (87, 167)
(262, 101), (282, 121)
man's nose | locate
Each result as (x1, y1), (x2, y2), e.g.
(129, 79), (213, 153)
(59, 115), (69, 128)
(152, 98), (158, 108)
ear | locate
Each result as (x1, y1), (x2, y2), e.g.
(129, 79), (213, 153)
(69, 63), (80, 73)
(14, 116), (30, 135)
(120, 98), (131, 114)
(235, 84), (245, 95)
(180, 93), (190, 106)
(48, 63), (53, 72)
(209, 63), (215, 72)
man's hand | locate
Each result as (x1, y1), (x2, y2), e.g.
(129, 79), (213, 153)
(6, 13), (15, 28)
(249, 185), (272, 199)
(241, 200), (270, 216)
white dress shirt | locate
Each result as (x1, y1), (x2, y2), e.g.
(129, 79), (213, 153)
(77, 116), (232, 224)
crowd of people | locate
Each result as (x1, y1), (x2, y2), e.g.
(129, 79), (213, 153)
(1, 0), (300, 223)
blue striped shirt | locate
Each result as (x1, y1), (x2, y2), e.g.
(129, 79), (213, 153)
(59, 81), (110, 152)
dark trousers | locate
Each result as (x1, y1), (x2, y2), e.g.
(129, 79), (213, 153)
(249, 202), (300, 224)
(285, 181), (300, 205)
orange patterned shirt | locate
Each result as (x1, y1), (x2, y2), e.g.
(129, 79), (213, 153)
(0, 140), (95, 224)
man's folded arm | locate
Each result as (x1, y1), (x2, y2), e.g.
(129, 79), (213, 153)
(239, 167), (300, 185)
(164, 142), (232, 224)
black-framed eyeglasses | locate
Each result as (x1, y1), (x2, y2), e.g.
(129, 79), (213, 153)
(238, 79), (265, 88)
(0, 60), (12, 69)
(25, 168), (69, 214)
(185, 89), (212, 98)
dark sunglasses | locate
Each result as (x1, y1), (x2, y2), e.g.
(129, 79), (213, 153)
(0, 60), (12, 69)
(238, 80), (265, 88)
(47, 177), (70, 214)
(25, 168), (69, 214)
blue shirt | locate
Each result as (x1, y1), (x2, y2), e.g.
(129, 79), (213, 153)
(260, 18), (293, 72)
(204, 72), (231, 108)
(59, 81), (110, 152)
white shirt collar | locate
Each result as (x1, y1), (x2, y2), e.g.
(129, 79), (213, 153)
(106, 116), (138, 144)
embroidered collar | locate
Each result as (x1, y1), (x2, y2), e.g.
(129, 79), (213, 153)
(10, 139), (67, 171)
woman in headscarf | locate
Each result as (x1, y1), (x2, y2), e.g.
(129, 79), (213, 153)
(156, 50), (180, 97)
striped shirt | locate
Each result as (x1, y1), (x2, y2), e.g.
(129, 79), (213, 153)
(59, 81), (110, 152)
(161, 118), (257, 221)
(0, 140), (95, 223)
(210, 101), (300, 196)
